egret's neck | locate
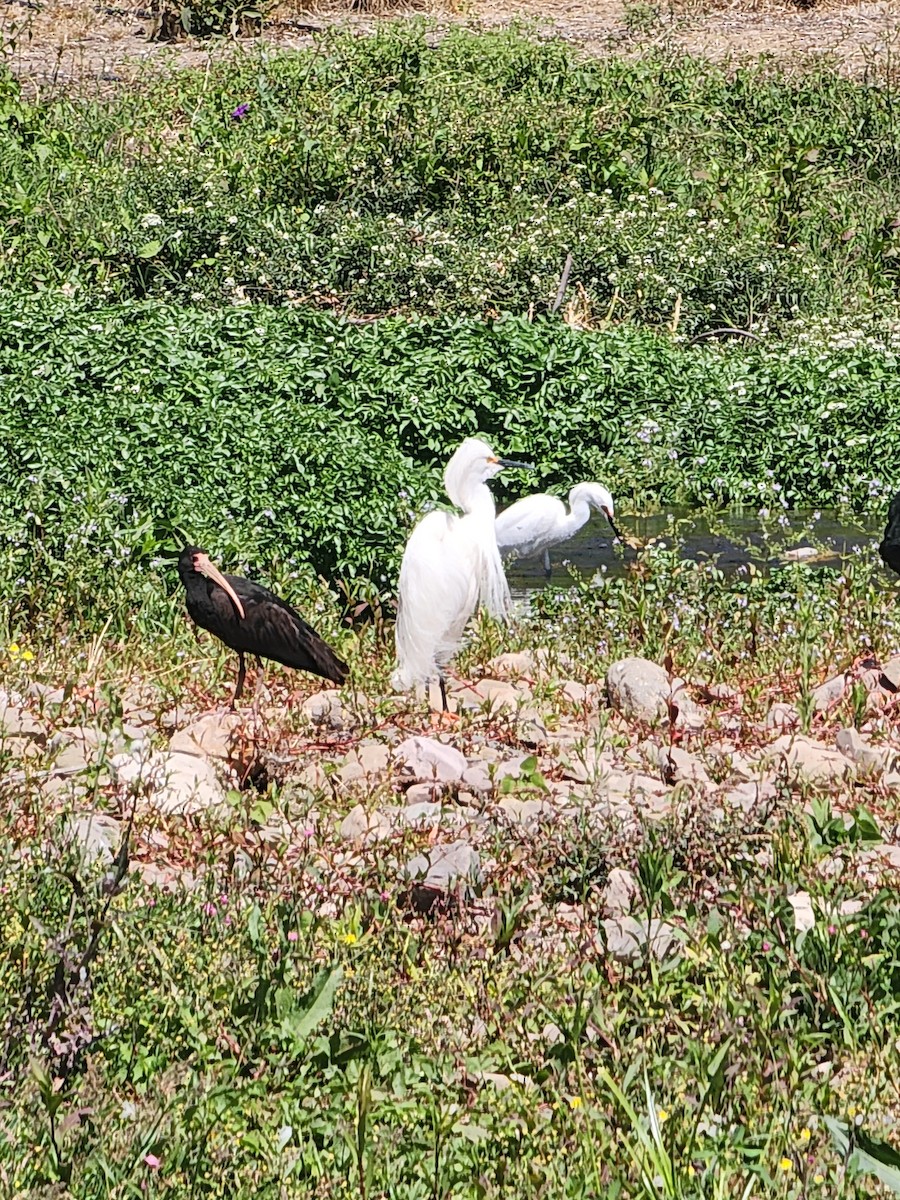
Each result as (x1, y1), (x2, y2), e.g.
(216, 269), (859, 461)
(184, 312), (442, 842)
(458, 481), (497, 523)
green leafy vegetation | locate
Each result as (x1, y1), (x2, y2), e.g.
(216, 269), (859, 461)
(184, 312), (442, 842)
(2, 25), (900, 327)
(1, 297), (898, 630)
(4, 545), (900, 1195)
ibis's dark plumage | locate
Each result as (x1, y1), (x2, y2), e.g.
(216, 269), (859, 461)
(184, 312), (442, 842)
(880, 493), (900, 576)
(177, 545), (348, 705)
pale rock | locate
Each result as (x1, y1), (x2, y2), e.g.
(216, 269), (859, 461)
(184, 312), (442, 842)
(339, 803), (394, 843)
(110, 750), (228, 815)
(515, 709), (549, 748)
(405, 781), (445, 804)
(64, 812), (122, 864)
(467, 678), (529, 710)
(461, 763), (493, 794)
(835, 728), (889, 775)
(704, 682), (741, 702)
(561, 747), (617, 784)
(762, 735), (854, 784)
(292, 760), (330, 792)
(856, 843), (900, 873)
(356, 741), (391, 775)
(601, 916), (682, 965)
(399, 801), (443, 828)
(51, 743), (91, 776)
(561, 680), (589, 705)
(302, 689), (346, 729)
(401, 840), (482, 911)
(788, 891), (816, 933)
(879, 658), (900, 693)
(396, 736), (467, 784)
(606, 658), (705, 729)
(765, 702), (800, 732)
(496, 797), (550, 828)
(723, 779), (778, 810)
(169, 711), (244, 760)
(645, 744), (712, 787)
(601, 868), (639, 918)
(812, 673), (847, 712)
(485, 651), (535, 679)
(494, 755), (529, 783)
(0, 694), (46, 743)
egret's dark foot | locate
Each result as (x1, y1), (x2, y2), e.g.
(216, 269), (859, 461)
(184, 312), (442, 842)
(543, 550), (552, 578)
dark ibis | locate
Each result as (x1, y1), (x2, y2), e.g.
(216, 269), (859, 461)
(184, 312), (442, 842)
(177, 546), (348, 707)
(880, 492), (900, 576)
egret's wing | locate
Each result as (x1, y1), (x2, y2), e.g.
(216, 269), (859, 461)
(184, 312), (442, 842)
(393, 511), (479, 688)
(495, 494), (566, 557)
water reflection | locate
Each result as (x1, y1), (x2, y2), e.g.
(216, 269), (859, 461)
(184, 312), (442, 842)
(505, 507), (883, 597)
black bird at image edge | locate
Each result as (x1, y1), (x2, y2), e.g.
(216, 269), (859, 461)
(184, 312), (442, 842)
(177, 546), (348, 706)
(880, 492), (900, 576)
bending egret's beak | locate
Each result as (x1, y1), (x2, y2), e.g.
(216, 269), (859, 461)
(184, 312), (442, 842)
(193, 552), (246, 619)
(491, 456), (534, 469)
(602, 508), (626, 544)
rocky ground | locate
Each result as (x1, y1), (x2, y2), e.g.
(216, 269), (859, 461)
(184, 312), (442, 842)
(6, 647), (900, 968)
(4, 0), (900, 96)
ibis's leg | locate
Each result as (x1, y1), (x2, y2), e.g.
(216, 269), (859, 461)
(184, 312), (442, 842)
(438, 672), (449, 713)
(233, 652), (247, 707)
(543, 549), (552, 578)
(252, 656), (266, 714)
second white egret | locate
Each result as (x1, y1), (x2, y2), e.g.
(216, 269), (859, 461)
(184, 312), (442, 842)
(392, 437), (532, 710)
(495, 481), (622, 577)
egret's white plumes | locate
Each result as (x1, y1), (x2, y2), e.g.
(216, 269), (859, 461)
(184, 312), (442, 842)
(393, 437), (529, 702)
(495, 482), (618, 576)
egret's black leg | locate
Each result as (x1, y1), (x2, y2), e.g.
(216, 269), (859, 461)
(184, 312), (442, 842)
(439, 672), (449, 713)
(233, 652), (247, 707)
(252, 655), (266, 714)
(543, 549), (552, 578)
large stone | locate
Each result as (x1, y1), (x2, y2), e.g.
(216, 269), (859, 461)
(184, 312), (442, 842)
(812, 674), (847, 713)
(765, 702), (800, 732)
(879, 658), (900, 693)
(496, 797), (550, 829)
(110, 750), (228, 815)
(606, 659), (705, 729)
(396, 737), (467, 785)
(461, 763), (493, 794)
(601, 868), (639, 918)
(761, 735), (854, 785)
(462, 678), (528, 711)
(835, 728), (890, 775)
(169, 712), (244, 760)
(339, 804), (394, 844)
(0, 693), (46, 743)
(302, 689), (346, 730)
(600, 917), (682, 965)
(485, 651), (536, 679)
(64, 812), (122, 864)
(401, 840), (482, 912)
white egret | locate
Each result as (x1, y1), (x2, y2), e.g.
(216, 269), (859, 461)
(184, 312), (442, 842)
(495, 482), (622, 577)
(392, 437), (532, 710)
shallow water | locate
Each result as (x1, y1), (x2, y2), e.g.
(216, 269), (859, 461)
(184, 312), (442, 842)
(505, 507), (884, 597)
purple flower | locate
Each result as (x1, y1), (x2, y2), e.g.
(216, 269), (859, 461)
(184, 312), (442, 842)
(287, 930), (298, 943)
(231, 103), (250, 121)
(202, 901), (217, 917)
(144, 1154), (161, 1169)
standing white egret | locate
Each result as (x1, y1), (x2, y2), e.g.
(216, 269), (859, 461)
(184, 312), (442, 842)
(495, 482), (622, 577)
(392, 437), (532, 710)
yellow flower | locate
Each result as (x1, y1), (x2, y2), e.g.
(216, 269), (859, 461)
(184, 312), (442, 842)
(779, 1158), (793, 1173)
(7, 643), (18, 656)
(847, 1106), (858, 1119)
(568, 1096), (583, 1110)
(657, 1109), (670, 1124)
(21, 649), (33, 663)
(814, 1174), (825, 1185)
(341, 932), (358, 945)
(800, 1128), (811, 1143)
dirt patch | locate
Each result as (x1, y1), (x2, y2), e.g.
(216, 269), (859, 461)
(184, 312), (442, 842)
(1, 0), (899, 93)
